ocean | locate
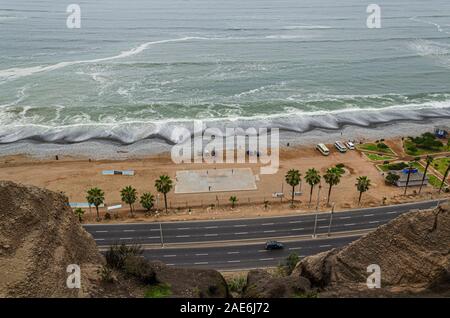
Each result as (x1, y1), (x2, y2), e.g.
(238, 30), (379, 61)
(1, 0), (450, 157)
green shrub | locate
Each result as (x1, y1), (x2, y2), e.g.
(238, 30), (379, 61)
(97, 265), (114, 283)
(104, 212), (111, 220)
(283, 252), (300, 275)
(387, 162), (408, 170)
(144, 284), (171, 298)
(385, 172), (400, 185)
(228, 276), (247, 293)
(377, 142), (389, 150)
(105, 243), (143, 269)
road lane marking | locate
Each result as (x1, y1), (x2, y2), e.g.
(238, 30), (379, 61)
(258, 250), (267, 253)
(259, 258), (274, 261)
(148, 236), (160, 239)
(339, 216), (351, 219)
(150, 229), (160, 231)
(263, 230), (276, 233)
(369, 221), (380, 224)
(94, 238), (105, 241)
(195, 253), (208, 256)
(119, 237), (132, 240)
(318, 218), (327, 221)
(363, 214), (374, 217)
(166, 264), (175, 266)
(227, 251), (240, 254)
(123, 230), (135, 232)
(176, 235), (190, 238)
(289, 221), (302, 224)
(262, 223), (274, 226)
(204, 226), (218, 229)
(228, 260), (241, 263)
(344, 223), (356, 226)
(235, 232), (248, 235)
(204, 233), (218, 237)
(177, 227), (190, 230)
(386, 211), (398, 214)
(319, 244), (332, 248)
(194, 262), (209, 265)
(163, 255), (176, 258)
(95, 230), (108, 233)
(292, 228), (305, 231)
(233, 225), (247, 228)
(318, 226), (328, 229)
(289, 247), (301, 250)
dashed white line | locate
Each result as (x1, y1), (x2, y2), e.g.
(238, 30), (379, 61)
(319, 244), (332, 248)
(163, 255), (176, 258)
(344, 223), (356, 227)
(195, 253), (208, 256)
(123, 230), (135, 232)
(95, 230), (108, 233)
(339, 216), (351, 220)
(259, 258), (274, 261)
(292, 228), (305, 231)
(235, 232), (248, 235)
(289, 247), (302, 250)
(318, 226), (328, 229)
(177, 227), (190, 230)
(289, 221), (302, 224)
(194, 262), (209, 265)
(363, 214), (374, 217)
(262, 223), (274, 226)
(227, 251), (240, 255)
(148, 236), (160, 239)
(176, 235), (190, 238)
(263, 230), (276, 233)
(386, 211), (398, 214)
(204, 226), (218, 229)
(228, 260), (241, 263)
(119, 237), (132, 240)
(258, 250), (267, 253)
(204, 233), (218, 237)
(94, 238), (105, 241)
(150, 229), (160, 231)
(318, 218), (327, 222)
(369, 221), (380, 224)
(233, 224), (247, 228)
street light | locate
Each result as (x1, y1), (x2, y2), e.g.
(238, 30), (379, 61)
(312, 184), (322, 239)
(327, 202), (335, 237)
(159, 223), (164, 248)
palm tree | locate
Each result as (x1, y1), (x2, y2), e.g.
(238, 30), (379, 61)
(140, 192), (155, 213)
(439, 162), (450, 193)
(419, 156), (433, 194)
(121, 186), (137, 217)
(404, 162), (415, 195)
(285, 169), (301, 206)
(229, 196), (238, 208)
(356, 176), (371, 204)
(86, 187), (105, 221)
(155, 175), (173, 212)
(74, 208), (84, 222)
(323, 167), (342, 205)
(305, 168), (321, 206)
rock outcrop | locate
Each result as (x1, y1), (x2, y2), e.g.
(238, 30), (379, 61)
(242, 269), (311, 298)
(292, 203), (450, 295)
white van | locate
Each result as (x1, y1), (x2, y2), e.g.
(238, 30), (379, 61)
(334, 141), (347, 153)
(316, 143), (330, 156)
(345, 141), (355, 150)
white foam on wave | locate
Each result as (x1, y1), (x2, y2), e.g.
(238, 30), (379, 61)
(0, 37), (209, 82)
(1, 99), (450, 145)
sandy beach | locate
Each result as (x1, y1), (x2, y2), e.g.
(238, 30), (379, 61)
(1, 136), (448, 223)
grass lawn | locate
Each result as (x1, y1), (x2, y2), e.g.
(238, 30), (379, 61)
(357, 143), (395, 155)
(144, 284), (171, 298)
(403, 139), (450, 156)
(366, 153), (395, 161)
(431, 157), (450, 176)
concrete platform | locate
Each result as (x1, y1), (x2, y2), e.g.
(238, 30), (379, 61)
(175, 168), (257, 194)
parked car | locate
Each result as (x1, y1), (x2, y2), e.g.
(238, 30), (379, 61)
(316, 143), (330, 156)
(334, 141), (347, 153)
(265, 241), (284, 250)
(345, 141), (355, 150)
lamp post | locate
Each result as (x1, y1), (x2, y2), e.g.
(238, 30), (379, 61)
(312, 185), (322, 239)
(327, 202), (335, 237)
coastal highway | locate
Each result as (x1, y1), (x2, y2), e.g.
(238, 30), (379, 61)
(84, 200), (441, 269)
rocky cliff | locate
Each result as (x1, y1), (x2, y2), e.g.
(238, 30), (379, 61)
(0, 181), (228, 298)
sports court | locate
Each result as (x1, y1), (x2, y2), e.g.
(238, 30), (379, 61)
(175, 168), (258, 194)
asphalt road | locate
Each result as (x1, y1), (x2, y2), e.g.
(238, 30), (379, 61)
(84, 199), (441, 269)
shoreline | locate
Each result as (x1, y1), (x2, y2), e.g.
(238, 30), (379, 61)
(1, 116), (450, 160)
